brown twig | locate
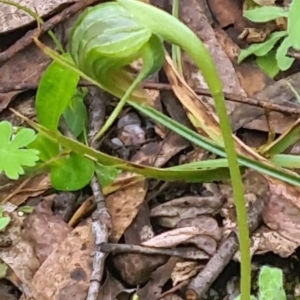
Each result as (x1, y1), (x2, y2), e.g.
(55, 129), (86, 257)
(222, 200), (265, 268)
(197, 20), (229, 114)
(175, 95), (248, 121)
(186, 197), (264, 300)
(0, 0), (100, 67)
(85, 87), (111, 300)
(2, 80), (300, 117)
(100, 243), (209, 260)
(141, 82), (300, 116)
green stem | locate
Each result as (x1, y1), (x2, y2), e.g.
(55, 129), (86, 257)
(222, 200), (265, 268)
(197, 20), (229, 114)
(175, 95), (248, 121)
(171, 0), (183, 76)
(118, 1), (250, 298)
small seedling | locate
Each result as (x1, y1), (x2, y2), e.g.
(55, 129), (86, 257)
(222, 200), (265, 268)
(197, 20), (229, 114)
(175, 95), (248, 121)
(234, 266), (286, 300)
(0, 121), (39, 180)
(0, 206), (10, 232)
(238, 0), (300, 77)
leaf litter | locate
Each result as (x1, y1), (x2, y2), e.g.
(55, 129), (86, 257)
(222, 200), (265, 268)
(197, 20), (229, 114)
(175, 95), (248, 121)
(1, 0), (300, 299)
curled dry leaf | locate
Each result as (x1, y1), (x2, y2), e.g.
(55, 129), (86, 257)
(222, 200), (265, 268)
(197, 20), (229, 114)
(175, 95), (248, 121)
(141, 227), (203, 248)
(176, 216), (222, 241)
(253, 226), (298, 257)
(22, 198), (72, 264)
(20, 219), (94, 300)
(151, 195), (225, 228)
(0, 173), (50, 206)
(171, 261), (204, 286)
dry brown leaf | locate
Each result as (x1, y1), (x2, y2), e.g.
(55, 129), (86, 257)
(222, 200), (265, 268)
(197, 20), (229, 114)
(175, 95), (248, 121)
(22, 198), (72, 264)
(207, 0), (246, 29)
(0, 173), (50, 206)
(137, 257), (178, 300)
(141, 227), (203, 248)
(0, 213), (40, 289)
(171, 261), (203, 286)
(0, 0), (79, 33)
(20, 219), (94, 300)
(151, 195), (225, 228)
(0, 35), (52, 112)
(112, 202), (168, 286)
(253, 226), (298, 257)
(106, 180), (147, 242)
(97, 272), (125, 300)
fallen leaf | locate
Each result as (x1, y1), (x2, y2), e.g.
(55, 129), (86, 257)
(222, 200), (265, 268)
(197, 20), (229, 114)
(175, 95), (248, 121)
(171, 261), (203, 286)
(207, 0), (246, 29)
(20, 219), (94, 300)
(151, 195), (225, 228)
(22, 198), (72, 264)
(0, 212), (40, 289)
(0, 35), (52, 112)
(106, 180), (147, 242)
(141, 227), (203, 248)
(0, 0), (79, 33)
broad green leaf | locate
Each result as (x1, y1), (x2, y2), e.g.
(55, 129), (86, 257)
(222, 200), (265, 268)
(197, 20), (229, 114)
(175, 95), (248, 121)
(28, 133), (60, 162)
(95, 163), (121, 187)
(0, 121), (39, 179)
(63, 88), (87, 137)
(258, 266), (286, 300)
(244, 6), (288, 23)
(238, 31), (287, 63)
(36, 53), (79, 130)
(50, 152), (95, 191)
(0, 217), (10, 231)
(256, 50), (279, 78)
(276, 36), (294, 71)
(288, 0), (300, 50)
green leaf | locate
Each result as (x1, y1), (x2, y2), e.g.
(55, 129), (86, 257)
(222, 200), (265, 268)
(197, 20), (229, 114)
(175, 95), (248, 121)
(21, 112), (300, 188)
(63, 88), (87, 137)
(276, 36), (294, 71)
(256, 50), (280, 78)
(0, 217), (10, 231)
(288, 0), (300, 50)
(95, 163), (121, 187)
(50, 152), (95, 191)
(258, 266), (286, 300)
(35, 53), (79, 130)
(27, 133), (59, 163)
(0, 263), (8, 279)
(270, 154), (300, 168)
(244, 6), (288, 23)
(238, 31), (287, 63)
(0, 121), (39, 179)
(18, 206), (34, 214)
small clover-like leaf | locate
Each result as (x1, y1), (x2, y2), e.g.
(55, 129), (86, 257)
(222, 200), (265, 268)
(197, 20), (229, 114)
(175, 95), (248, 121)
(0, 122), (39, 180)
(95, 163), (120, 187)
